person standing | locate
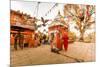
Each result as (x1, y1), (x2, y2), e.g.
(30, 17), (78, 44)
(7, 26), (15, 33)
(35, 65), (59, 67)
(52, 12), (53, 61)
(14, 34), (18, 50)
(49, 33), (54, 51)
(19, 32), (24, 49)
(61, 28), (68, 51)
(14, 32), (24, 50)
(56, 32), (62, 50)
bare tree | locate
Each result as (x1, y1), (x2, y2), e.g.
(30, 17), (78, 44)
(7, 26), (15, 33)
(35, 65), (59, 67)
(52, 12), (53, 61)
(64, 4), (95, 41)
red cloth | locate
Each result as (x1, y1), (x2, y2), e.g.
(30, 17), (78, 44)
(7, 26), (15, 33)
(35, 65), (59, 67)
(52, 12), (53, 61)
(63, 38), (68, 51)
(56, 33), (62, 50)
(62, 31), (68, 51)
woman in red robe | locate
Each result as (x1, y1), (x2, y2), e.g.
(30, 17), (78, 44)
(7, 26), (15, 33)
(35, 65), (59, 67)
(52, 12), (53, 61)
(56, 32), (62, 50)
(61, 28), (68, 51)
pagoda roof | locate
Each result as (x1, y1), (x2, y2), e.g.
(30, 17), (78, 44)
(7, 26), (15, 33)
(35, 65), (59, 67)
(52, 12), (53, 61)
(49, 11), (68, 28)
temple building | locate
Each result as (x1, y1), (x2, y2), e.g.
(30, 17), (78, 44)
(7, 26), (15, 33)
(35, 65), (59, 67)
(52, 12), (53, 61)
(10, 10), (36, 48)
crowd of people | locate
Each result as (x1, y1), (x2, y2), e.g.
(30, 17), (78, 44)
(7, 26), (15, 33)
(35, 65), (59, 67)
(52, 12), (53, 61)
(10, 28), (69, 53)
(10, 32), (49, 50)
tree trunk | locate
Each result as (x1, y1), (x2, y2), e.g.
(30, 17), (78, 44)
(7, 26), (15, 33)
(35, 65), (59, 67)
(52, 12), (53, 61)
(79, 28), (85, 42)
(79, 32), (84, 41)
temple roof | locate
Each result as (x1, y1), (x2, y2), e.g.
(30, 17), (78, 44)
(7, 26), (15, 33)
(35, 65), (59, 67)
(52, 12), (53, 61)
(49, 11), (68, 28)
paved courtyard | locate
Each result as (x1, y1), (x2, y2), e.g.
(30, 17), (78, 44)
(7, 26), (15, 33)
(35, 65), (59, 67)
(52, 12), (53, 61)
(10, 42), (95, 66)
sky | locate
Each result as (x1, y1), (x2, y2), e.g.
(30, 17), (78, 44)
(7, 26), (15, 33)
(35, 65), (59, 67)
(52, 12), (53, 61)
(11, 0), (65, 20)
